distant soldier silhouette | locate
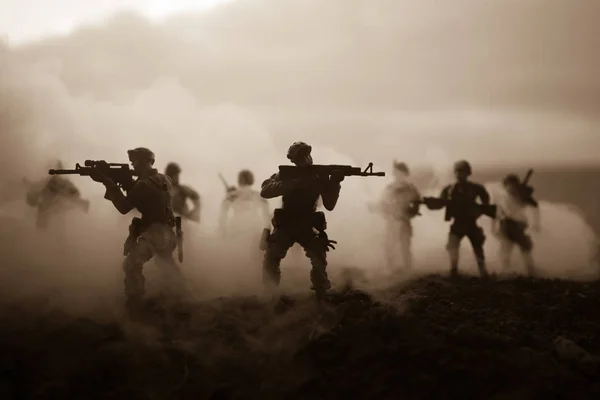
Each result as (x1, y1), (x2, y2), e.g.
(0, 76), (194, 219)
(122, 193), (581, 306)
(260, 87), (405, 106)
(219, 169), (271, 239)
(165, 162), (200, 223)
(493, 173), (540, 276)
(260, 141), (343, 299)
(26, 160), (89, 230)
(422, 160), (492, 278)
(90, 148), (183, 314)
(369, 161), (421, 270)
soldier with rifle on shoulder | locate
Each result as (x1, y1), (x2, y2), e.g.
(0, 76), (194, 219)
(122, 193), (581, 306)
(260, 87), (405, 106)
(492, 169), (540, 276)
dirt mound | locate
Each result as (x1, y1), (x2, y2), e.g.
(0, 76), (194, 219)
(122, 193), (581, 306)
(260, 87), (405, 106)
(1, 275), (599, 399)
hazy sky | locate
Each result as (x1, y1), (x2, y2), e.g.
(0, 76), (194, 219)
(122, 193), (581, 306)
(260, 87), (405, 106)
(1, 0), (599, 167)
(0, 0), (234, 44)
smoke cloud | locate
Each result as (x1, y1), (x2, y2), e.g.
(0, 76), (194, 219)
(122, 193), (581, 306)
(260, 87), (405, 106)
(0, 3), (598, 318)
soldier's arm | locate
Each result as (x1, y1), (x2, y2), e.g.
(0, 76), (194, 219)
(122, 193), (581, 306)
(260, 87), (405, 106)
(103, 181), (140, 214)
(374, 186), (393, 215)
(530, 205), (541, 230)
(320, 179), (341, 211)
(184, 185), (201, 208)
(260, 173), (286, 199)
(63, 179), (81, 197)
(183, 185), (201, 219)
(477, 184), (491, 205)
(218, 196), (231, 233)
(424, 186), (449, 210)
(260, 197), (271, 228)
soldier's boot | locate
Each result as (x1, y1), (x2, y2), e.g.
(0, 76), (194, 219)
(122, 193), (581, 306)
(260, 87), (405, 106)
(522, 252), (536, 277)
(474, 247), (489, 279)
(309, 260), (331, 303)
(262, 254), (282, 289)
(477, 259), (490, 279)
(449, 256), (459, 277)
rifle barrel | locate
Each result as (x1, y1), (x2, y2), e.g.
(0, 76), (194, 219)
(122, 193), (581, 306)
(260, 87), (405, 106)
(48, 169), (82, 175)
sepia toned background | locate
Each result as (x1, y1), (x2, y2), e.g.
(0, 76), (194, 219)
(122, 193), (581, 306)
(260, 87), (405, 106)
(1, 0), (598, 272)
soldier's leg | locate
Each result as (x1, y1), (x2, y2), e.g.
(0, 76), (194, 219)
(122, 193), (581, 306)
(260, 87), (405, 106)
(262, 229), (294, 287)
(122, 239), (154, 307)
(516, 232), (535, 276)
(298, 233), (331, 293)
(467, 226), (488, 277)
(499, 239), (514, 271)
(156, 251), (185, 295)
(446, 224), (465, 276)
(383, 222), (398, 270)
(399, 221), (413, 269)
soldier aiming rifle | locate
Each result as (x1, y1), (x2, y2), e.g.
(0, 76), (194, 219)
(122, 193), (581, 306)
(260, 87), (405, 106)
(259, 141), (384, 302)
(49, 149), (185, 315)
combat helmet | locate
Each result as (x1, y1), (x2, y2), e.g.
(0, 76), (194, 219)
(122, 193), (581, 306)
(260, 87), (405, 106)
(238, 169), (254, 186)
(165, 162), (181, 176)
(503, 173), (520, 185)
(128, 147), (155, 165)
(287, 141), (312, 161)
(453, 160), (472, 176)
(393, 160), (409, 175)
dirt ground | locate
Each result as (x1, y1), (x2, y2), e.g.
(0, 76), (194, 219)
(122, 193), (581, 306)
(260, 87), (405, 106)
(1, 274), (599, 400)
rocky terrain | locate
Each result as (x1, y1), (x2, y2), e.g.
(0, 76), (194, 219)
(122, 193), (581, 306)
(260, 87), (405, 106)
(1, 274), (599, 399)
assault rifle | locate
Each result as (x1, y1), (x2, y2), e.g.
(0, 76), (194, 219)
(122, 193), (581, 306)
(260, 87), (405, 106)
(278, 162), (385, 179)
(218, 173), (236, 193)
(420, 197), (497, 220)
(516, 169), (537, 206)
(48, 160), (137, 191)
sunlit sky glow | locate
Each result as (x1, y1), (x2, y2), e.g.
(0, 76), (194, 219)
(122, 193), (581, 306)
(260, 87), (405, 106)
(0, 0), (236, 44)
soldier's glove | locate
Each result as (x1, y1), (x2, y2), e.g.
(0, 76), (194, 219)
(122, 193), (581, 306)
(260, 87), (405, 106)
(329, 170), (345, 183)
(325, 239), (337, 251)
(319, 232), (337, 251)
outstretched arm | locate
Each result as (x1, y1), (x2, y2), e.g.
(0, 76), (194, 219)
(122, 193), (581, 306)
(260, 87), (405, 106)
(184, 185), (201, 222)
(424, 186), (449, 210)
